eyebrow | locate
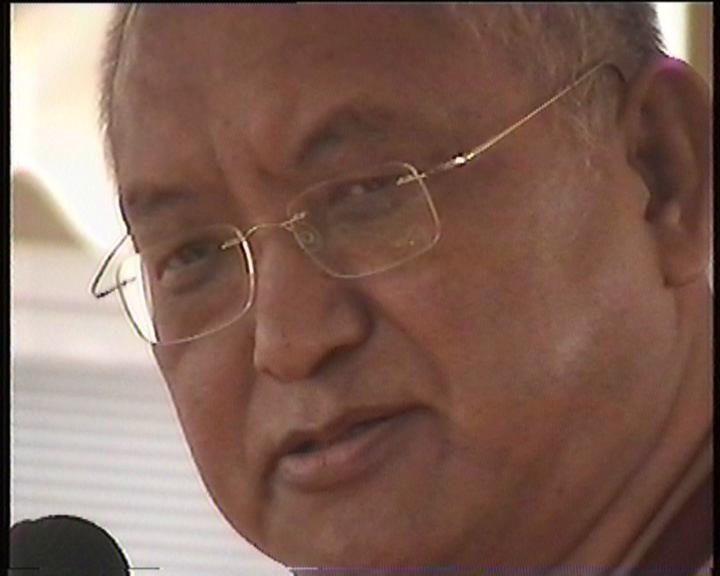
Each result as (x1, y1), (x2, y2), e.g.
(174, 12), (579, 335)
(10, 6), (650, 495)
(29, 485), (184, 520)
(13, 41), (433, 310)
(120, 185), (198, 225)
(291, 100), (404, 169)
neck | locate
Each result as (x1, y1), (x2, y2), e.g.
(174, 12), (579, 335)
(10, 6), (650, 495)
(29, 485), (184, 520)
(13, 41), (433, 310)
(559, 284), (713, 573)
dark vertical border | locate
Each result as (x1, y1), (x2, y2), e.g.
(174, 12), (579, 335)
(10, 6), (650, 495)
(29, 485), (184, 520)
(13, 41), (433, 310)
(3, 3), (12, 574)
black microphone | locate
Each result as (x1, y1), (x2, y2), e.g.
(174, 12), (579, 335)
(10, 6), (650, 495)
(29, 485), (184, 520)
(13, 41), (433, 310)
(9, 515), (131, 576)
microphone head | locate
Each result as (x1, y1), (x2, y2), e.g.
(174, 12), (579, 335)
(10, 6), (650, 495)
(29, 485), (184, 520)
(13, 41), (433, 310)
(9, 515), (130, 576)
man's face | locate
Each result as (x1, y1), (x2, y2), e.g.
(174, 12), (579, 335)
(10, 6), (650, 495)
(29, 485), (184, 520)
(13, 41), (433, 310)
(112, 5), (680, 569)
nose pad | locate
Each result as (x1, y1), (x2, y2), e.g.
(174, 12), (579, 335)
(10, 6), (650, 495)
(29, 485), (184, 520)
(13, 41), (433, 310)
(291, 220), (324, 254)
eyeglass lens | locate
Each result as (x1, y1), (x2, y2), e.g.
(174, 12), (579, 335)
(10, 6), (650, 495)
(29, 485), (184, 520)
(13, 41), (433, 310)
(288, 162), (439, 277)
(116, 162), (439, 344)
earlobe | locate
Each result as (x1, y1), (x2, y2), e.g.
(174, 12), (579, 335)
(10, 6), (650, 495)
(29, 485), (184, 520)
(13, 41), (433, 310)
(620, 56), (711, 287)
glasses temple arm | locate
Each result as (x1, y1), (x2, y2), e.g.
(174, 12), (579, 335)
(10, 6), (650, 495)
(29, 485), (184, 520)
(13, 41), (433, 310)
(466, 61), (612, 161)
(417, 60), (621, 182)
(90, 234), (129, 299)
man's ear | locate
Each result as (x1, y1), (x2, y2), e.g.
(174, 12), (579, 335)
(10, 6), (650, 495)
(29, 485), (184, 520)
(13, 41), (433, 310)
(620, 56), (711, 287)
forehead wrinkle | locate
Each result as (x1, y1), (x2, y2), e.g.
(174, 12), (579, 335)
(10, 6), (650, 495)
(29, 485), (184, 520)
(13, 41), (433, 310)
(120, 183), (198, 226)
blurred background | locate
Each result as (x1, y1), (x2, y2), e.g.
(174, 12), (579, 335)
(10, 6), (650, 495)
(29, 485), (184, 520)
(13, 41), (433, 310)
(9, 4), (712, 576)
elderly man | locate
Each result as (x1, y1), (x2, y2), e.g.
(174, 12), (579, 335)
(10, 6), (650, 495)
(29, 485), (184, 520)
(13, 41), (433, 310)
(91, 4), (712, 574)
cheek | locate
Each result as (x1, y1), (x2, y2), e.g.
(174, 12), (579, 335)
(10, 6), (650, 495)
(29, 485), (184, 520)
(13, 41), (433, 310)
(155, 335), (252, 438)
(152, 331), (266, 532)
(369, 172), (673, 494)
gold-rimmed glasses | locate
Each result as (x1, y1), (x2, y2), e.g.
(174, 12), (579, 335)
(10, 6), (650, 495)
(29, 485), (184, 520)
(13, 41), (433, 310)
(91, 60), (615, 345)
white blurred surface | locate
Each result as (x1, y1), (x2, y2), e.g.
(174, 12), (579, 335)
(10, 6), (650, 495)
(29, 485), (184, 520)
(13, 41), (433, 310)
(12, 4), (124, 251)
(656, 3), (688, 59)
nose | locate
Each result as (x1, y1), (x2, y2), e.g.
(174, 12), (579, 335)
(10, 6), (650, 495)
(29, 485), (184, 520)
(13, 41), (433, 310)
(250, 235), (371, 383)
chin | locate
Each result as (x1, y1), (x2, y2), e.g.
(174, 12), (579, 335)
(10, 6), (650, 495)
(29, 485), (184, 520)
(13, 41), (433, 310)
(264, 528), (467, 575)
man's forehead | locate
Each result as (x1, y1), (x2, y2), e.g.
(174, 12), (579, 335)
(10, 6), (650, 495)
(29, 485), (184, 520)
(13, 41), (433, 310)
(116, 5), (497, 96)
(110, 4), (519, 209)
(127, 4), (466, 49)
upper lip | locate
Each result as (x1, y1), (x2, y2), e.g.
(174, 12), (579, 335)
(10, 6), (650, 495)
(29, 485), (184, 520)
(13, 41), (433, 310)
(274, 406), (413, 460)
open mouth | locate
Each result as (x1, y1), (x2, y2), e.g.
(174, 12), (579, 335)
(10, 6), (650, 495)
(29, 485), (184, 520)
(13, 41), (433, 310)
(288, 417), (392, 455)
(276, 411), (418, 491)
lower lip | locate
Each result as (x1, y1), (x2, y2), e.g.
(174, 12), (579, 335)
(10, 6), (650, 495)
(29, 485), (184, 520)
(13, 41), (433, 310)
(276, 412), (416, 491)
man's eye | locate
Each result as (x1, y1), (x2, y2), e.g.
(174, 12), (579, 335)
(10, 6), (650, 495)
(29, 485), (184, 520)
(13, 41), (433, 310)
(164, 242), (216, 272)
(147, 237), (223, 290)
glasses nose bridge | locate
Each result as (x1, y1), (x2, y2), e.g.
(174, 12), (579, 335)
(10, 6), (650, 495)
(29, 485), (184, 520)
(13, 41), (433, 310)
(242, 211), (318, 278)
(243, 211), (306, 241)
